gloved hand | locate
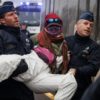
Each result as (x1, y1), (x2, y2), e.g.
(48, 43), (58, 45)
(11, 59), (28, 77)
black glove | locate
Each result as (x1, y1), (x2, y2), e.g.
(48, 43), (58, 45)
(11, 59), (28, 77)
(78, 47), (90, 59)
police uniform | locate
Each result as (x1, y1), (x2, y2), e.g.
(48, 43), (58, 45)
(65, 11), (100, 100)
(0, 2), (34, 100)
(0, 25), (34, 100)
(65, 33), (100, 100)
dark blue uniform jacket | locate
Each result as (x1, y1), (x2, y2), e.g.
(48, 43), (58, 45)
(0, 25), (34, 100)
(65, 33), (100, 100)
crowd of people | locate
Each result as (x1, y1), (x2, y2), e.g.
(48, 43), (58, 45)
(0, 1), (100, 100)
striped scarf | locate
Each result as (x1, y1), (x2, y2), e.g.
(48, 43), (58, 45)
(37, 30), (69, 74)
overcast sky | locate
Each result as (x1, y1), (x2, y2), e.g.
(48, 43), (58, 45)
(0, 0), (42, 7)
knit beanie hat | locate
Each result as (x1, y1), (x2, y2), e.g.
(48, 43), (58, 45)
(45, 13), (63, 26)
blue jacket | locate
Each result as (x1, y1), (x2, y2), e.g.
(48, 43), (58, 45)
(0, 25), (34, 100)
(65, 33), (100, 100)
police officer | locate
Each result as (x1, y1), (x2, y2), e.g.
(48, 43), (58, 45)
(21, 22), (30, 38)
(65, 11), (100, 100)
(0, 1), (34, 100)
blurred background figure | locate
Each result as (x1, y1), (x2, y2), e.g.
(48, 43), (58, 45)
(21, 22), (30, 38)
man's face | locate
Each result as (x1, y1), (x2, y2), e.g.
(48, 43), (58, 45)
(0, 11), (20, 27)
(76, 19), (94, 37)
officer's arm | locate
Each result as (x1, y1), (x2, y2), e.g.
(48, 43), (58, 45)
(0, 38), (28, 81)
(11, 59), (28, 77)
(75, 46), (100, 77)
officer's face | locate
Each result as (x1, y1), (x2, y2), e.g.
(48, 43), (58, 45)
(0, 11), (20, 27)
(76, 19), (94, 37)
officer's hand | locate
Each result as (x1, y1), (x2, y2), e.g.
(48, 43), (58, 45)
(11, 59), (28, 77)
